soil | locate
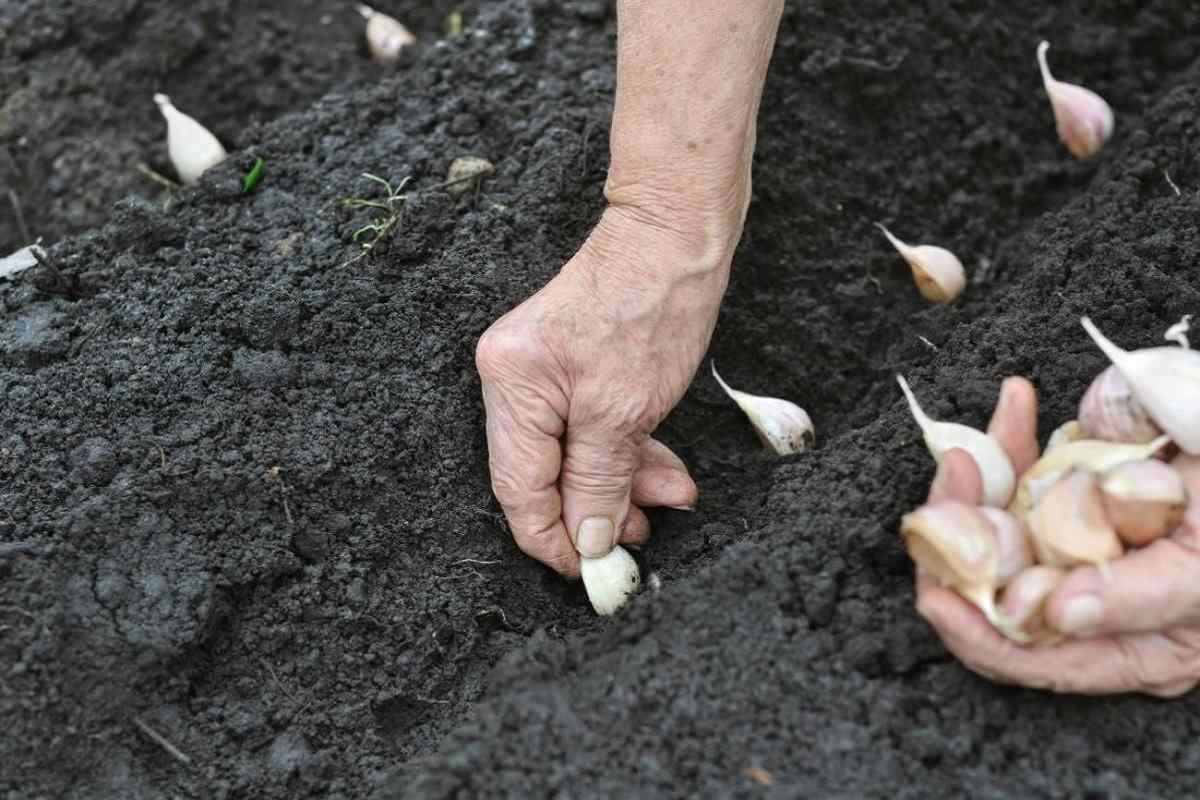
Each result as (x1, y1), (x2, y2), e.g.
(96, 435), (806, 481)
(3, 0), (1200, 798)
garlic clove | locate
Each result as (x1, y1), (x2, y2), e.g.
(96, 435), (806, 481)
(1027, 470), (1124, 570)
(446, 156), (496, 197)
(358, 3), (416, 63)
(901, 500), (1015, 635)
(712, 363), (814, 455)
(875, 223), (966, 303)
(1008, 435), (1170, 519)
(1081, 316), (1200, 454)
(1045, 419), (1086, 453)
(1037, 41), (1114, 159)
(999, 565), (1066, 643)
(579, 545), (641, 616)
(153, 93), (226, 185)
(896, 375), (1015, 507)
(979, 507), (1034, 587)
(1099, 459), (1187, 546)
(1077, 365), (1162, 444)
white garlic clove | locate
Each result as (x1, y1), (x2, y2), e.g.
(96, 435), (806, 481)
(1027, 470), (1124, 571)
(712, 363), (814, 455)
(579, 545), (641, 616)
(1045, 419), (1086, 453)
(1008, 435), (1170, 520)
(1081, 316), (1200, 454)
(1037, 41), (1114, 159)
(901, 500), (1016, 636)
(1100, 459), (1187, 547)
(446, 156), (496, 196)
(875, 223), (966, 303)
(979, 507), (1034, 587)
(1077, 365), (1162, 444)
(999, 565), (1066, 643)
(896, 375), (1015, 507)
(153, 93), (226, 185)
(358, 3), (416, 63)
(1164, 314), (1192, 350)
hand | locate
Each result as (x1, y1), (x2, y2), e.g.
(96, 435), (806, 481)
(915, 377), (1200, 696)
(476, 207), (736, 575)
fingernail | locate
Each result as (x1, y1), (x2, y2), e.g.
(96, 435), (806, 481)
(1060, 595), (1104, 635)
(576, 516), (615, 558)
(667, 504), (695, 512)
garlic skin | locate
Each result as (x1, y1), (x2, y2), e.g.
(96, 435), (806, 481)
(358, 3), (416, 63)
(1045, 419), (1085, 453)
(1081, 316), (1200, 454)
(1008, 435), (1170, 519)
(1027, 470), (1124, 570)
(1077, 365), (1162, 444)
(712, 363), (814, 455)
(153, 94), (226, 185)
(896, 375), (1015, 507)
(999, 565), (1066, 643)
(979, 507), (1033, 587)
(1100, 459), (1187, 546)
(875, 223), (966, 303)
(1037, 41), (1114, 159)
(901, 500), (1017, 637)
(579, 545), (640, 616)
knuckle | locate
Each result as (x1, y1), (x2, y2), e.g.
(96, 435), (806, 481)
(475, 323), (537, 381)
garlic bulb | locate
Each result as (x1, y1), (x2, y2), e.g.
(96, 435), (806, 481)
(875, 223), (966, 303)
(1045, 419), (1086, 453)
(1100, 459), (1187, 546)
(1027, 470), (1123, 571)
(579, 545), (640, 616)
(896, 375), (1015, 507)
(1081, 316), (1200, 454)
(153, 94), (226, 185)
(901, 500), (1016, 636)
(1077, 365), (1162, 444)
(358, 3), (416, 63)
(1008, 435), (1170, 519)
(999, 565), (1066, 643)
(712, 363), (814, 455)
(979, 507), (1033, 587)
(1036, 41), (1114, 159)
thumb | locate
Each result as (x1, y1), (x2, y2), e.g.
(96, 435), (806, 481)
(560, 425), (641, 558)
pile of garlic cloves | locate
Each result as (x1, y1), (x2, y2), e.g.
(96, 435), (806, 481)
(900, 315), (1199, 644)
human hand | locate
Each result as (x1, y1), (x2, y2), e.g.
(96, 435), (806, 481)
(915, 377), (1200, 696)
(476, 207), (738, 575)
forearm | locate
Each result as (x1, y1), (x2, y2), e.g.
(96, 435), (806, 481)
(605, 0), (784, 263)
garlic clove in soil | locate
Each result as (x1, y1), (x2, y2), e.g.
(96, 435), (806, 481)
(153, 93), (226, 185)
(1008, 435), (1171, 520)
(1099, 459), (1187, 546)
(999, 565), (1067, 643)
(1036, 41), (1114, 159)
(1045, 419), (1086, 453)
(579, 545), (641, 616)
(1027, 470), (1124, 571)
(712, 363), (814, 455)
(1081, 316), (1200, 454)
(1077, 365), (1162, 444)
(901, 500), (1017, 637)
(896, 375), (1015, 507)
(358, 3), (416, 63)
(875, 223), (966, 303)
(979, 507), (1034, 587)
(446, 156), (496, 196)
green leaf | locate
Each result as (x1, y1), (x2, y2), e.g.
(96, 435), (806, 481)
(242, 158), (265, 193)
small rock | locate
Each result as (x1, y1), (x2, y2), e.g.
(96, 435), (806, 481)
(71, 436), (118, 486)
(445, 156), (494, 196)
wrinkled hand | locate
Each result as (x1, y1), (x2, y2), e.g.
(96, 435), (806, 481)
(476, 208), (734, 575)
(916, 377), (1200, 696)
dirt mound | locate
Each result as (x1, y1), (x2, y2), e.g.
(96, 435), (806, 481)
(3, 1), (1200, 798)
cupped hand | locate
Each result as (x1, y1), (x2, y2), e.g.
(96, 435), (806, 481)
(476, 207), (735, 575)
(915, 377), (1200, 696)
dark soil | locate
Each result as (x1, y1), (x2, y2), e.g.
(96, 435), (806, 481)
(3, 0), (1200, 798)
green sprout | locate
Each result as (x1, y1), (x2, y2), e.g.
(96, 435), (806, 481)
(242, 158), (265, 193)
(339, 173), (412, 253)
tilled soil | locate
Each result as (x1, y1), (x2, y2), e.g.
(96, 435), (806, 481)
(3, 1), (1200, 798)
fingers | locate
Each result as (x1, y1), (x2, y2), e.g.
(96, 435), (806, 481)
(620, 505), (652, 547)
(631, 438), (698, 510)
(1043, 538), (1200, 637)
(986, 376), (1040, 477)
(927, 448), (983, 504)
(559, 422), (642, 559)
